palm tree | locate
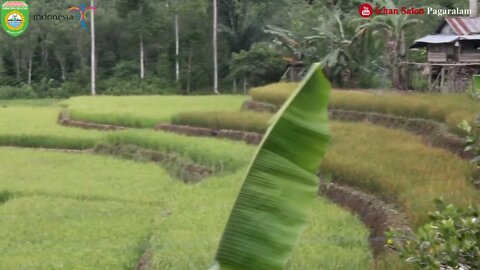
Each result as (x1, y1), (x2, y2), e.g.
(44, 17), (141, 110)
(266, 9), (365, 86)
(305, 10), (365, 84)
(355, 2), (421, 89)
(213, 0), (219, 94)
(264, 25), (311, 61)
(90, 0), (96, 95)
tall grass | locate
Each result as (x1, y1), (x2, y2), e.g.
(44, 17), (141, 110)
(172, 111), (272, 133)
(324, 122), (477, 226)
(250, 83), (479, 133)
(64, 95), (249, 127)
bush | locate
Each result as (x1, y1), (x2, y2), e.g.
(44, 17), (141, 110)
(460, 117), (480, 187)
(0, 85), (37, 99)
(100, 76), (179, 96)
(172, 111), (272, 133)
(388, 200), (480, 269)
(229, 42), (286, 87)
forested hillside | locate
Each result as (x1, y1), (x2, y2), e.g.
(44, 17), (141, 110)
(0, 0), (470, 97)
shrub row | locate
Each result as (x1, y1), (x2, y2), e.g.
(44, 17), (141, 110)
(0, 85), (37, 99)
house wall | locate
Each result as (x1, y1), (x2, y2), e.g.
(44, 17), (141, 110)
(460, 40), (480, 52)
(427, 43), (454, 62)
(459, 41), (480, 62)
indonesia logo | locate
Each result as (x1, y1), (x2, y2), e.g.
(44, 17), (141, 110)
(1, 1), (29, 37)
(359, 3), (373, 18)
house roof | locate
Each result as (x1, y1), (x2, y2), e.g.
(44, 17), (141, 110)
(411, 17), (480, 48)
(410, 35), (458, 48)
(410, 34), (480, 48)
(435, 17), (480, 35)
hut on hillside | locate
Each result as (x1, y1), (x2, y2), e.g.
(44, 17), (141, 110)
(280, 56), (306, 82)
(410, 17), (480, 92)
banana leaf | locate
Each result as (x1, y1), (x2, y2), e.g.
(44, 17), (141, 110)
(210, 63), (331, 270)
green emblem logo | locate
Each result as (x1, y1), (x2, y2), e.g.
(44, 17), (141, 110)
(1, 1), (29, 37)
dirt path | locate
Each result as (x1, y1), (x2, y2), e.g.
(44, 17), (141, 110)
(58, 111), (127, 131)
(318, 180), (412, 255)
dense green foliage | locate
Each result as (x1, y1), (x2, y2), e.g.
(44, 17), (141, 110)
(460, 117), (480, 187)
(0, 0), (468, 97)
(389, 200), (480, 269)
(460, 117), (480, 164)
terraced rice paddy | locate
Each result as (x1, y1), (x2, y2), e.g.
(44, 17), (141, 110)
(0, 99), (373, 269)
(1, 89), (478, 269)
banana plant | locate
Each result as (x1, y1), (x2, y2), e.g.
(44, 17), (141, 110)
(210, 63), (331, 270)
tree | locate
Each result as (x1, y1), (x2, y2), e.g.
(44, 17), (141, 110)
(229, 42), (285, 93)
(355, 1), (421, 89)
(117, 0), (163, 81)
(306, 9), (365, 85)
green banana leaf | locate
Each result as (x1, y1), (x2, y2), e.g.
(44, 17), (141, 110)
(210, 63), (331, 270)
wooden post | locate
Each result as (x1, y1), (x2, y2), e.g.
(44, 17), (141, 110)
(440, 67), (446, 93)
(243, 76), (247, 94)
(428, 64), (432, 92)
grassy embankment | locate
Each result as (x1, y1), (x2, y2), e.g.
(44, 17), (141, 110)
(65, 95), (249, 128)
(165, 99), (478, 227)
(51, 93), (479, 227)
(0, 104), (253, 173)
(251, 83), (479, 134)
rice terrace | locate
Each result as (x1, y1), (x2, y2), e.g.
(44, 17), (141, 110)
(2, 0), (480, 270)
